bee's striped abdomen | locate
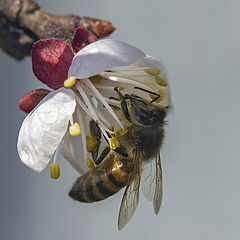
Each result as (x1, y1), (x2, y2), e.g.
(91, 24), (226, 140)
(69, 154), (133, 203)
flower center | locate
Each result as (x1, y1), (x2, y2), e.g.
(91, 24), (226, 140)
(63, 76), (126, 166)
(62, 66), (168, 170)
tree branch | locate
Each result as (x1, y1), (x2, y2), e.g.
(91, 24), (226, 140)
(0, 0), (115, 60)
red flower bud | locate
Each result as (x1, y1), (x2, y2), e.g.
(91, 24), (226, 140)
(72, 28), (97, 52)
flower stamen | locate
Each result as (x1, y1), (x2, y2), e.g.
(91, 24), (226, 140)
(69, 122), (81, 136)
(76, 82), (99, 121)
(50, 144), (61, 179)
(75, 106), (88, 162)
(86, 158), (95, 170)
(49, 163), (60, 179)
(144, 67), (160, 76)
(85, 78), (124, 129)
(100, 74), (154, 91)
(109, 137), (120, 150)
(90, 98), (112, 127)
(155, 76), (167, 87)
(115, 128), (128, 137)
(76, 82), (111, 140)
(64, 76), (76, 88)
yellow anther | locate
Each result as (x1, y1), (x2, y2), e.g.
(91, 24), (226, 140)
(155, 76), (167, 87)
(86, 158), (95, 170)
(49, 163), (60, 179)
(64, 76), (76, 88)
(144, 67), (160, 76)
(109, 137), (120, 150)
(149, 89), (163, 103)
(69, 123), (81, 136)
(118, 86), (125, 91)
(114, 129), (128, 137)
(86, 136), (99, 152)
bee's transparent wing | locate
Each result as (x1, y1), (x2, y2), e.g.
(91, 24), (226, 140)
(118, 149), (142, 230)
(141, 158), (156, 201)
(141, 152), (163, 214)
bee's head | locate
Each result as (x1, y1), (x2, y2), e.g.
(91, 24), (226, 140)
(124, 94), (166, 126)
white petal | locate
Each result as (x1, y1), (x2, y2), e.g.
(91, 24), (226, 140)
(141, 55), (162, 68)
(159, 87), (171, 107)
(17, 88), (76, 172)
(62, 132), (89, 175)
(68, 39), (146, 79)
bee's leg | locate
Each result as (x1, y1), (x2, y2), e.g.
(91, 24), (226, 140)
(109, 104), (121, 111)
(89, 120), (101, 163)
(95, 145), (128, 165)
(109, 96), (120, 101)
(114, 147), (128, 158)
(114, 86), (125, 99)
(120, 100), (130, 121)
(113, 86), (131, 121)
(95, 146), (110, 165)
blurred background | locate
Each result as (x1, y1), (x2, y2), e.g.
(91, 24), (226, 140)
(1, 0), (240, 239)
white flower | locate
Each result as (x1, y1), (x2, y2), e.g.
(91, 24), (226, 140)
(17, 39), (171, 176)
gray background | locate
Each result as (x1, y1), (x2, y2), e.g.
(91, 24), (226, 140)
(1, 0), (240, 239)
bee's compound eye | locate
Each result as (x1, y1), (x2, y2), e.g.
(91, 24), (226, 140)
(135, 108), (152, 125)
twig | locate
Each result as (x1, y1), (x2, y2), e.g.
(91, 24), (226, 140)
(0, 0), (115, 60)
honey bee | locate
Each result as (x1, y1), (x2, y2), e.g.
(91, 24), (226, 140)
(69, 86), (167, 230)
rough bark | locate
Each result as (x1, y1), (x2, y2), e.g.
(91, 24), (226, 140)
(0, 0), (115, 59)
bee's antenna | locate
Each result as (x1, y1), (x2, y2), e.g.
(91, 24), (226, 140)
(134, 87), (161, 103)
(114, 86), (125, 100)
